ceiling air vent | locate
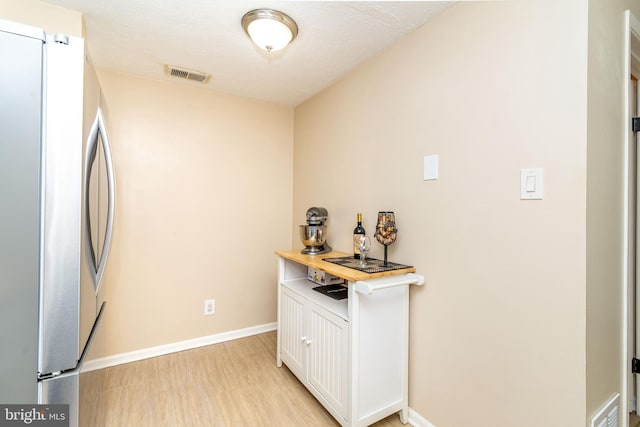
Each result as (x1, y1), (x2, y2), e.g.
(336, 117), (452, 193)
(164, 65), (210, 83)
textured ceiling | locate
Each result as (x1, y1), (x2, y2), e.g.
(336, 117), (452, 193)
(40, 1), (454, 106)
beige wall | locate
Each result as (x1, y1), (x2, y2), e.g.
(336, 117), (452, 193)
(90, 69), (293, 357)
(0, 0), (83, 36)
(294, 1), (588, 426)
(586, 0), (640, 422)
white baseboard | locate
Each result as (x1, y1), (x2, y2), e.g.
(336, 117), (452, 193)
(408, 407), (437, 427)
(81, 322), (277, 373)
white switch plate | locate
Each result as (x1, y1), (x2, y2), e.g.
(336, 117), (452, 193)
(521, 168), (543, 199)
(424, 154), (439, 181)
(204, 299), (215, 315)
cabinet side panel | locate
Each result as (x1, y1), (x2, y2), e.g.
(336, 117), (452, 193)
(358, 286), (404, 415)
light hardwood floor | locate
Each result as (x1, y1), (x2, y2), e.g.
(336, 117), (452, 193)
(80, 331), (407, 426)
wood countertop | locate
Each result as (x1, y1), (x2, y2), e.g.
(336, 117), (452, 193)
(275, 249), (416, 283)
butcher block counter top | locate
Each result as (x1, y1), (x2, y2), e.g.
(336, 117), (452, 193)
(275, 249), (416, 283)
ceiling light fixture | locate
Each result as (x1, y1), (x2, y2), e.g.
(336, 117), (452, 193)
(241, 9), (298, 53)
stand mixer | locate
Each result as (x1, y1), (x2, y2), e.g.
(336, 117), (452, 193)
(299, 207), (332, 255)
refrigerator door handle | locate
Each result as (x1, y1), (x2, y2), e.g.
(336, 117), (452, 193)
(97, 108), (115, 292)
(83, 107), (115, 291)
(83, 113), (98, 284)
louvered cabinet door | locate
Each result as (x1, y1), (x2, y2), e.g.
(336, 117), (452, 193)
(307, 303), (349, 420)
(280, 286), (307, 381)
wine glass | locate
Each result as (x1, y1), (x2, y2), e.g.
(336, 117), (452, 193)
(374, 211), (397, 266)
(356, 235), (371, 268)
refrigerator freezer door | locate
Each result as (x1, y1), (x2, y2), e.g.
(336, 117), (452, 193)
(0, 21), (45, 403)
(40, 373), (78, 427)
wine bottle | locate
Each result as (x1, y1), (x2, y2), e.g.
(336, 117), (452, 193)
(353, 212), (365, 259)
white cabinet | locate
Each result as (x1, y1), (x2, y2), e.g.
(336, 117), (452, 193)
(276, 251), (424, 427)
(279, 286), (306, 380)
(280, 285), (349, 420)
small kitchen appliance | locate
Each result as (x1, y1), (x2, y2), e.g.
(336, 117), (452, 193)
(299, 207), (332, 255)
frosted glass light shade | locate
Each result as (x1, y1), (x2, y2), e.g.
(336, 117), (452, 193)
(247, 19), (292, 52)
(242, 9), (298, 52)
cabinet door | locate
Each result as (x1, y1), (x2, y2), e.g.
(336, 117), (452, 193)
(280, 287), (306, 381)
(308, 303), (349, 420)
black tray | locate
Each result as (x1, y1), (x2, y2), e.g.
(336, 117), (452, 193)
(323, 256), (413, 274)
(312, 284), (348, 300)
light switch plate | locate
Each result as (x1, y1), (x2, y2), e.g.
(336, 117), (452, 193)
(424, 155), (439, 181)
(521, 168), (543, 199)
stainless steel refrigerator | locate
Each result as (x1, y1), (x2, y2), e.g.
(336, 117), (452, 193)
(0, 18), (115, 427)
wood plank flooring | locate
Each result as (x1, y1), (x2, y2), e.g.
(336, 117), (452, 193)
(80, 331), (407, 426)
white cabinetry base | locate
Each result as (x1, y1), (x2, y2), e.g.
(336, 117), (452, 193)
(276, 251), (423, 427)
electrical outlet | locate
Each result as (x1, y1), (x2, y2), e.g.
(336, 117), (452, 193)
(204, 299), (215, 315)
